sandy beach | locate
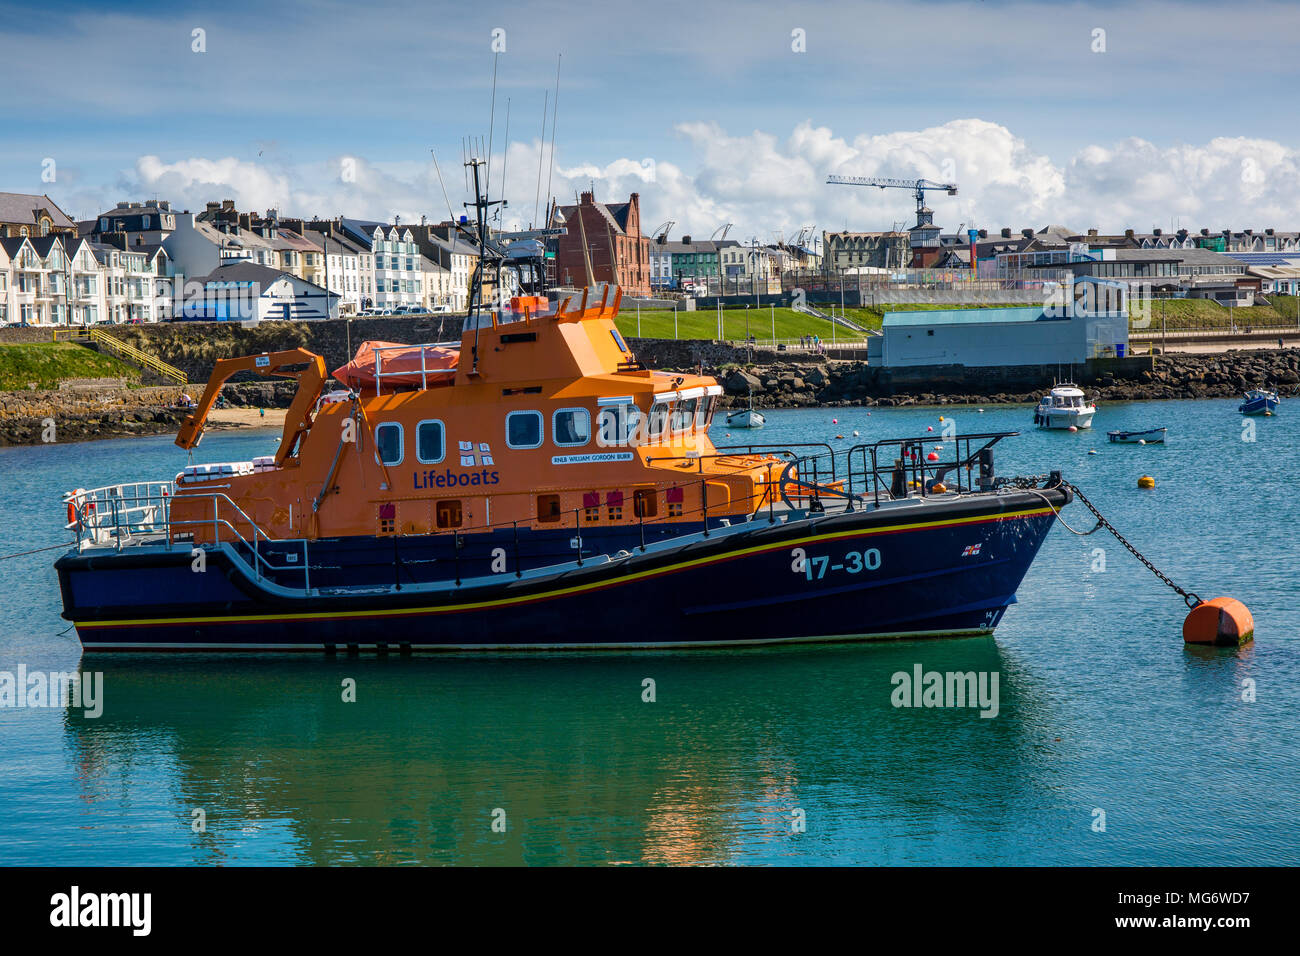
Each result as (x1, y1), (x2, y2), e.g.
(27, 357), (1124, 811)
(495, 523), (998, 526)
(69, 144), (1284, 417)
(207, 407), (288, 429)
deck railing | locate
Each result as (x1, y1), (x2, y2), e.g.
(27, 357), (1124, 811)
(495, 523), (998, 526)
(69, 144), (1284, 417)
(63, 433), (1025, 597)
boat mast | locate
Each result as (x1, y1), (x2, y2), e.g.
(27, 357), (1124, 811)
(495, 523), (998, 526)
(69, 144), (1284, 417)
(463, 156), (504, 374)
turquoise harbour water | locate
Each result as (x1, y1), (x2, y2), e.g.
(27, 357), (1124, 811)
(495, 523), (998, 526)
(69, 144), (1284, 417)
(0, 400), (1297, 866)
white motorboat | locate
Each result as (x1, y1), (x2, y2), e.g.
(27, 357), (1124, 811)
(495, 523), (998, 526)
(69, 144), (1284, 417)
(1033, 383), (1095, 430)
(726, 408), (766, 428)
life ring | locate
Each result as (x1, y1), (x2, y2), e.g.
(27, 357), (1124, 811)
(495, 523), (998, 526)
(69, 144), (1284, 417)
(67, 488), (87, 528)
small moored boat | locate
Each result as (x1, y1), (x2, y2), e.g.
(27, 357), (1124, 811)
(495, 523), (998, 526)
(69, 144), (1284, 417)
(726, 386), (765, 428)
(1033, 384), (1096, 430)
(1107, 427), (1166, 444)
(1239, 388), (1280, 416)
(726, 408), (766, 428)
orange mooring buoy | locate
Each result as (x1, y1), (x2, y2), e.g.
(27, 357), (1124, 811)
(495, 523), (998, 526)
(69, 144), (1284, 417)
(1183, 597), (1255, 647)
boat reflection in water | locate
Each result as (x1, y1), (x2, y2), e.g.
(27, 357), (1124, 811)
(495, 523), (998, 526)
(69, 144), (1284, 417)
(61, 639), (1054, 865)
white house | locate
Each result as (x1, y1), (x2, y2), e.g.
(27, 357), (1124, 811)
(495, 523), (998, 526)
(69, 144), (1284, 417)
(370, 225), (422, 310)
(177, 261), (338, 323)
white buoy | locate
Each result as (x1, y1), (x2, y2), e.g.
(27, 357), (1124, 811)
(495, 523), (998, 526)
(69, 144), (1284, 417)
(1068, 425), (1078, 432)
(1138, 439), (1146, 445)
(852, 430), (859, 437)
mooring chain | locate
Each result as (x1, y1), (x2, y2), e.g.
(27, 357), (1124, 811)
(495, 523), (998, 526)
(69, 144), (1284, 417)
(1060, 480), (1202, 610)
(995, 475), (1202, 610)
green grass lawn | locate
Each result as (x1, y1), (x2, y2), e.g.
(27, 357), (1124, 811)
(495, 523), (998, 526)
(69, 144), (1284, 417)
(1131, 296), (1300, 330)
(615, 302), (1032, 342)
(0, 342), (141, 390)
(617, 307), (868, 342)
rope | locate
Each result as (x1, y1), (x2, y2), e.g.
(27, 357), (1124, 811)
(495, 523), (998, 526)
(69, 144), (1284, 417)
(1015, 477), (1202, 610)
(0, 542), (69, 561)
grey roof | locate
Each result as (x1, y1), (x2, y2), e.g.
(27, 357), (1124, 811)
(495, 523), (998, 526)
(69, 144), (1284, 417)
(0, 236), (31, 258)
(0, 192), (75, 228)
(1112, 248), (1243, 264)
(198, 261), (301, 286)
(652, 240), (721, 255)
(431, 234), (478, 256)
(26, 235), (68, 257)
(557, 199), (631, 237)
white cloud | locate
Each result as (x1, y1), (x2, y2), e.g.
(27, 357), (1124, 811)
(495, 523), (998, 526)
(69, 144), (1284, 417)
(115, 119), (1300, 241)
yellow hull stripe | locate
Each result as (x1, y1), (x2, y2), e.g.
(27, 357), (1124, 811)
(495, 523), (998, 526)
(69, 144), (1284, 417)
(79, 506), (1054, 629)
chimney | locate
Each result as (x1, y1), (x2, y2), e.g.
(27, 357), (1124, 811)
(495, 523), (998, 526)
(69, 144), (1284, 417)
(205, 201), (220, 213)
(681, 235), (691, 244)
(1000, 227), (1011, 238)
(222, 199), (235, 212)
(1021, 228), (1033, 239)
(1266, 227), (1275, 236)
(977, 229), (987, 239)
(1124, 229), (1134, 238)
(159, 200), (170, 212)
(580, 190), (594, 205)
(1087, 228), (1098, 237)
(116, 201), (129, 209)
(1200, 228), (1209, 236)
(1153, 228), (1162, 236)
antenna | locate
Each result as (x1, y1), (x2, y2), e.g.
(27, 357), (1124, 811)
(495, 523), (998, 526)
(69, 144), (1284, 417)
(486, 54), (499, 193)
(497, 96), (511, 225)
(544, 54), (561, 227)
(533, 90), (548, 228)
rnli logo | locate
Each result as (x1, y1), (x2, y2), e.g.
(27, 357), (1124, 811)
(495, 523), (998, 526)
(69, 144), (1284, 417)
(459, 441), (494, 467)
(962, 543), (982, 557)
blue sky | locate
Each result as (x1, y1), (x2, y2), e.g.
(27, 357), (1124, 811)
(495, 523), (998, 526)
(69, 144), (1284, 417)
(4, 0), (1299, 238)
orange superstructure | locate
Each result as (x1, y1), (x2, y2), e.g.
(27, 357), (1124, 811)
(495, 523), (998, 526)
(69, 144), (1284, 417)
(169, 285), (782, 544)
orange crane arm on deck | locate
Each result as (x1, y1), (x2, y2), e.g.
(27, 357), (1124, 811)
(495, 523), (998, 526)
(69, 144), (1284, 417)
(175, 349), (329, 466)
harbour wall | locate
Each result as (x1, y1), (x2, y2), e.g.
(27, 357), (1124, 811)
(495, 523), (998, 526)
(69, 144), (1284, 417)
(3, 322), (1299, 444)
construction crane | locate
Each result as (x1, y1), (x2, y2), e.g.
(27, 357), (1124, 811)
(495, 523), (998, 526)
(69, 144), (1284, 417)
(826, 175), (958, 228)
(788, 224), (816, 249)
(649, 219), (675, 243)
(709, 223), (734, 242)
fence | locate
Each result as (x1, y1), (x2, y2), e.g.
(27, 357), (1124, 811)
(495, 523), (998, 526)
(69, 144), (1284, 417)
(52, 327), (188, 385)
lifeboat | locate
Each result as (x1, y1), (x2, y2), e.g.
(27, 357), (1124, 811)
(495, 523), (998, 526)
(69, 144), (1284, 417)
(52, 281), (1073, 652)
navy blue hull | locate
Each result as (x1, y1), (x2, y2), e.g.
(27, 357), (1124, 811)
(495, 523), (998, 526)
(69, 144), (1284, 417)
(56, 490), (1065, 650)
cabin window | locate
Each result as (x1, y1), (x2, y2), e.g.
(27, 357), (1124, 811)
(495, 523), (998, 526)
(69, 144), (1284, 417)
(611, 329), (629, 353)
(435, 500), (462, 528)
(633, 489), (657, 518)
(695, 396), (716, 430)
(375, 422), (403, 465)
(416, 420), (445, 463)
(537, 494), (562, 523)
(553, 408), (591, 447)
(596, 402), (641, 447)
(506, 410), (543, 449)
(672, 398), (698, 432)
(647, 402), (670, 441)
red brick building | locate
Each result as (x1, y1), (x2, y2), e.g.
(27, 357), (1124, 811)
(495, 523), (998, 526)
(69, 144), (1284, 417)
(553, 191), (650, 296)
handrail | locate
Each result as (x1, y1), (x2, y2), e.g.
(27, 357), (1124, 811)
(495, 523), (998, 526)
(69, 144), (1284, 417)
(845, 431), (1018, 505)
(370, 342), (459, 396)
(62, 430), (1026, 596)
(52, 327), (187, 385)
